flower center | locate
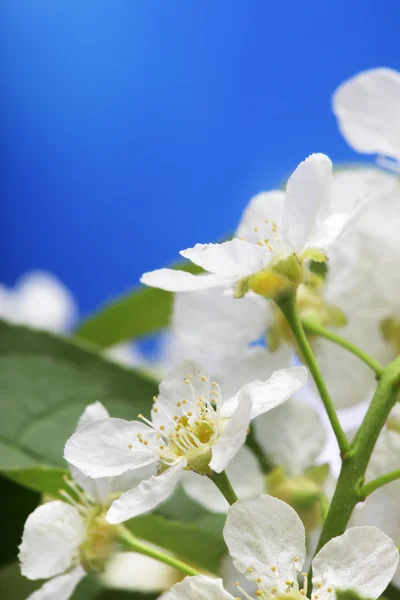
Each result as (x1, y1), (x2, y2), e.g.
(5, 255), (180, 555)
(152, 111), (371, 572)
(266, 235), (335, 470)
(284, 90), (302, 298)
(233, 559), (307, 600)
(137, 376), (222, 472)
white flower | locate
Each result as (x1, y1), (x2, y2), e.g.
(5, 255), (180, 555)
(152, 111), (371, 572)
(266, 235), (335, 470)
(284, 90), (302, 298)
(141, 154), (355, 298)
(64, 360), (307, 524)
(161, 495), (399, 600)
(0, 271), (77, 332)
(19, 503), (86, 600)
(19, 402), (149, 600)
(181, 397), (329, 526)
(351, 425), (400, 587)
(332, 67), (400, 168)
(165, 162), (400, 409)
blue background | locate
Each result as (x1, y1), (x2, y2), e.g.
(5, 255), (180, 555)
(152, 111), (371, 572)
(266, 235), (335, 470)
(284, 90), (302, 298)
(1, 1), (399, 317)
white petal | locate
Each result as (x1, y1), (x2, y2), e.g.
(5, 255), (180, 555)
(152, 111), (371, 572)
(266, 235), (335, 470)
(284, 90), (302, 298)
(75, 401), (110, 430)
(140, 269), (229, 292)
(351, 490), (400, 588)
(307, 213), (354, 251)
(210, 395), (252, 473)
(222, 366), (308, 420)
(365, 428), (400, 502)
(159, 575), (234, 600)
(69, 462), (157, 504)
(169, 288), (267, 374)
(312, 526), (399, 600)
(314, 333), (387, 410)
(106, 460), (186, 523)
(332, 67), (400, 159)
(19, 501), (84, 580)
(236, 191), (286, 251)
(254, 396), (325, 474)
(26, 565), (86, 600)
(223, 495), (306, 585)
(153, 360), (211, 429)
(181, 239), (268, 278)
(64, 419), (158, 478)
(217, 346), (293, 400)
(283, 154), (333, 253)
(182, 445), (264, 513)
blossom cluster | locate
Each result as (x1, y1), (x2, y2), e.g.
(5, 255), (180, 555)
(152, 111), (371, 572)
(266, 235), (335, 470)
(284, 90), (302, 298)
(9, 66), (400, 599)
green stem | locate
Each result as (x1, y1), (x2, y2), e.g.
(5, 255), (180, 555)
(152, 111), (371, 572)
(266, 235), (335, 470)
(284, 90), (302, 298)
(302, 318), (385, 377)
(276, 292), (349, 455)
(118, 525), (199, 577)
(361, 469), (400, 498)
(208, 470), (238, 505)
(314, 355), (400, 554)
(246, 427), (274, 474)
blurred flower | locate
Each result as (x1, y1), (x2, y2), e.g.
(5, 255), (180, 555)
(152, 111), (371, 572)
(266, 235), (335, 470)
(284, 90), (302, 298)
(0, 271), (77, 332)
(64, 359), (307, 523)
(332, 67), (400, 170)
(351, 423), (400, 587)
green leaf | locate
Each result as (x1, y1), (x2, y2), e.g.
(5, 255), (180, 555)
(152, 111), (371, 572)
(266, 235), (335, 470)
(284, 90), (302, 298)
(3, 466), (69, 498)
(75, 261), (203, 348)
(0, 562), (40, 599)
(0, 319), (158, 470)
(157, 487), (225, 532)
(126, 513), (226, 574)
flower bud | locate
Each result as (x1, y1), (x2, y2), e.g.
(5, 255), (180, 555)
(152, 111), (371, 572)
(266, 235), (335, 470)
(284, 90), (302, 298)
(266, 467), (323, 531)
(80, 512), (119, 572)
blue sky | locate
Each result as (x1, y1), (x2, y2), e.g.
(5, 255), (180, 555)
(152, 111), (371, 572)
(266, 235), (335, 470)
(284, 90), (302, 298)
(1, 0), (398, 314)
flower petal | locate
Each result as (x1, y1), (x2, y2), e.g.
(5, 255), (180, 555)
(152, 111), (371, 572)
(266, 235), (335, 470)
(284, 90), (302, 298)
(312, 526), (399, 600)
(75, 401), (110, 430)
(70, 462), (157, 505)
(64, 418), (158, 478)
(182, 445), (264, 513)
(140, 269), (229, 292)
(236, 191), (286, 251)
(351, 490), (400, 588)
(210, 395), (252, 473)
(169, 288), (267, 374)
(283, 154), (333, 253)
(106, 461), (186, 523)
(153, 360), (212, 430)
(217, 346), (293, 400)
(223, 495), (306, 586)
(365, 428), (400, 502)
(253, 396), (325, 474)
(222, 366), (307, 420)
(19, 501), (84, 580)
(159, 575), (234, 600)
(332, 67), (400, 159)
(26, 565), (86, 600)
(181, 240), (267, 278)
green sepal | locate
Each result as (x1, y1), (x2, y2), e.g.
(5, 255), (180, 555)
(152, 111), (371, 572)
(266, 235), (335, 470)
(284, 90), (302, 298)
(266, 324), (282, 352)
(305, 462), (330, 485)
(302, 247), (328, 263)
(271, 254), (302, 283)
(234, 277), (249, 298)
